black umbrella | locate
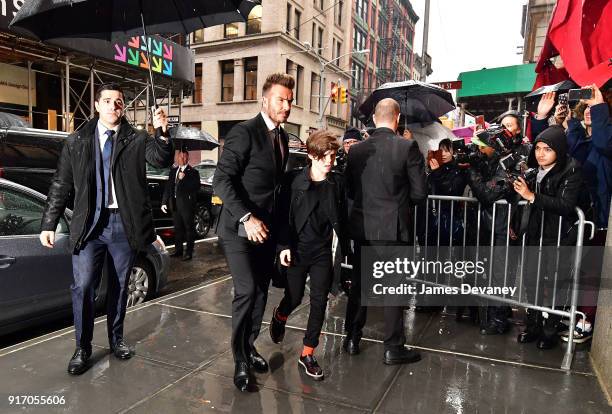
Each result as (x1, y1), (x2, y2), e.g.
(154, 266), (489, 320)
(524, 80), (579, 112)
(0, 112), (31, 128)
(170, 126), (219, 152)
(358, 80), (455, 125)
(10, 0), (260, 104)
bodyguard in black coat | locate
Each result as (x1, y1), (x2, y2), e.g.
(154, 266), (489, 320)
(162, 150), (200, 260)
(212, 73), (294, 391)
(343, 98), (427, 365)
(40, 83), (172, 375)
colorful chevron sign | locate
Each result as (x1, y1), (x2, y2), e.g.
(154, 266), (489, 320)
(113, 36), (174, 76)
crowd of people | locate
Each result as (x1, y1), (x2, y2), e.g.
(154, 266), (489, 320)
(37, 74), (611, 392)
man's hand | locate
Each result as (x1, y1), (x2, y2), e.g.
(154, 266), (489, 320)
(161, 204), (168, 214)
(582, 84), (604, 107)
(40, 231), (55, 248)
(553, 102), (569, 124)
(536, 91), (556, 119)
(513, 177), (535, 202)
(178, 172), (185, 180)
(244, 215), (269, 244)
(152, 107), (168, 133)
(279, 249), (292, 267)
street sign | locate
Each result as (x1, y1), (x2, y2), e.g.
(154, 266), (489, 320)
(432, 81), (463, 90)
(167, 115), (180, 124)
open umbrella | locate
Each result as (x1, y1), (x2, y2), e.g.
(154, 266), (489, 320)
(524, 80), (579, 112)
(405, 121), (457, 160)
(358, 80), (455, 125)
(0, 112), (31, 128)
(10, 0), (260, 104)
(170, 126), (219, 152)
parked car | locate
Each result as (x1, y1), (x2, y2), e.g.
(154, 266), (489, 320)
(193, 160), (216, 185)
(0, 178), (169, 336)
(0, 125), (215, 240)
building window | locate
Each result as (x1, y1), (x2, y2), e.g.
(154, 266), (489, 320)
(318, 27), (324, 50)
(334, 0), (343, 26)
(221, 60), (234, 102)
(336, 40), (342, 64)
(193, 29), (204, 43)
(194, 63), (202, 104)
(286, 4), (292, 33)
(356, 0), (368, 21)
(378, 15), (387, 38)
(351, 61), (364, 90)
(312, 23), (316, 48)
(353, 27), (366, 51)
(224, 23), (239, 38)
(314, 0), (324, 9)
(294, 10), (301, 39)
(246, 5), (262, 35)
(296, 65), (304, 106)
(310, 72), (320, 113)
(244, 57), (258, 100)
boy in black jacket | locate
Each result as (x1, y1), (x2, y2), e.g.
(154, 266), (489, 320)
(513, 126), (584, 349)
(269, 130), (348, 380)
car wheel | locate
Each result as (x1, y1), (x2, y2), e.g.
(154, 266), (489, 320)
(195, 205), (211, 238)
(127, 258), (156, 307)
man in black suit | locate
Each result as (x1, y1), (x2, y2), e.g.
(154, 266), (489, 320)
(162, 150), (200, 261)
(343, 98), (427, 365)
(213, 73), (293, 391)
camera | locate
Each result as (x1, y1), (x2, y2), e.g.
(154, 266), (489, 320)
(475, 124), (522, 153)
(498, 153), (537, 186)
(452, 140), (487, 165)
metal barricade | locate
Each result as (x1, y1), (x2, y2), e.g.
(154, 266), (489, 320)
(339, 194), (596, 370)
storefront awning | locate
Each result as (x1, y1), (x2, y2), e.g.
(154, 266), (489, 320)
(457, 64), (537, 99)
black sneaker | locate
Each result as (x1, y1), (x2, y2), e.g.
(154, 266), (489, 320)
(269, 307), (286, 344)
(298, 354), (324, 380)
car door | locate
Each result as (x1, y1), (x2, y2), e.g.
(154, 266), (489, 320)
(146, 164), (173, 230)
(0, 183), (73, 329)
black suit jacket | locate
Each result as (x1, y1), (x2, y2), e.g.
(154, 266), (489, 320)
(213, 113), (289, 238)
(344, 127), (427, 242)
(162, 164), (200, 211)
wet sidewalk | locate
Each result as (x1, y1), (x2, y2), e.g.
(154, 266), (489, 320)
(1, 275), (610, 413)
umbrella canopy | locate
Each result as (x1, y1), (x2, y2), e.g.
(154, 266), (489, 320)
(524, 80), (579, 112)
(406, 122), (457, 160)
(0, 112), (31, 128)
(10, 0), (260, 41)
(170, 126), (219, 152)
(358, 80), (455, 126)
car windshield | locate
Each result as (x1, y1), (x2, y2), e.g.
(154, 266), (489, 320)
(146, 164), (170, 176)
(195, 165), (216, 181)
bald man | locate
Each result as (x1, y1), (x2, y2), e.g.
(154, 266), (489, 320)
(343, 98), (427, 365)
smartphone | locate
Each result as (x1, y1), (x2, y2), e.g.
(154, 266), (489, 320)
(475, 115), (485, 130)
(427, 149), (445, 166)
(568, 88), (593, 101)
(558, 93), (569, 106)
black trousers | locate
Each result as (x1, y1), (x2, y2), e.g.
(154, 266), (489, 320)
(345, 241), (407, 351)
(172, 200), (195, 255)
(277, 254), (333, 348)
(221, 235), (275, 363)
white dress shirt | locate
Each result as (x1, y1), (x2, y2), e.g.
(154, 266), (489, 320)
(97, 122), (120, 209)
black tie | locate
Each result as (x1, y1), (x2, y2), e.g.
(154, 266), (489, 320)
(272, 128), (283, 174)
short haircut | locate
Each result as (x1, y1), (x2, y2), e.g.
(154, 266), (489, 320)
(262, 73), (295, 95)
(438, 139), (453, 152)
(374, 98), (400, 123)
(306, 129), (340, 160)
(95, 83), (124, 102)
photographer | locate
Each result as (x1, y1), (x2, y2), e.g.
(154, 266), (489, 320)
(467, 120), (531, 335)
(334, 127), (362, 173)
(513, 126), (584, 349)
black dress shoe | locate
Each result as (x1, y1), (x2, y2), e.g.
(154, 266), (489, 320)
(234, 361), (250, 392)
(269, 307), (286, 344)
(537, 334), (558, 350)
(248, 348), (269, 373)
(67, 348), (92, 375)
(110, 340), (133, 360)
(343, 336), (360, 355)
(182, 254), (193, 261)
(517, 330), (540, 344)
(383, 348), (421, 365)
(170, 251), (183, 258)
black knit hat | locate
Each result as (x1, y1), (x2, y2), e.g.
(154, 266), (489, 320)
(527, 125), (568, 168)
(343, 127), (362, 142)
